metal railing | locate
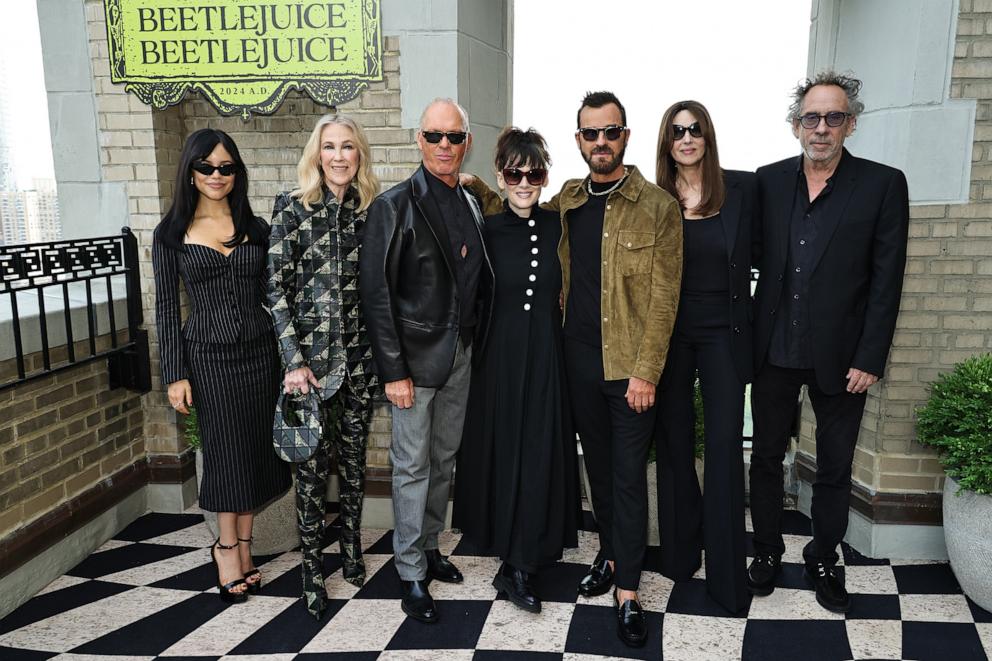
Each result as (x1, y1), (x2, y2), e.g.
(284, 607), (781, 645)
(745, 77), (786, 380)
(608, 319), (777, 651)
(0, 227), (150, 393)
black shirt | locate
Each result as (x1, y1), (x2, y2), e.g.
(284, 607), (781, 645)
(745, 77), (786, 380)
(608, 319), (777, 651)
(563, 178), (619, 348)
(425, 169), (484, 343)
(682, 213), (728, 296)
(767, 158), (837, 369)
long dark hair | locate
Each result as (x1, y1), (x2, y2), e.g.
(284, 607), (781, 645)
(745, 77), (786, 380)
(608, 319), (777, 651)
(655, 100), (725, 217)
(156, 129), (264, 250)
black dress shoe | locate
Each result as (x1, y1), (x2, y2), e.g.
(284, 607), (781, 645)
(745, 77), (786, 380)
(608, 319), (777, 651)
(400, 579), (439, 623)
(746, 554), (781, 596)
(425, 549), (463, 583)
(614, 588), (647, 648)
(578, 552), (614, 597)
(492, 562), (541, 613)
(804, 562), (851, 613)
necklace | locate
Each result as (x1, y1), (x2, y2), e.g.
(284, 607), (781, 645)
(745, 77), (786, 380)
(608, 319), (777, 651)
(586, 168), (629, 197)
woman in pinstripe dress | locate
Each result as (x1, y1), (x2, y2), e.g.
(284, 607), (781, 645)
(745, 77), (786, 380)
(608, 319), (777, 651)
(153, 129), (291, 603)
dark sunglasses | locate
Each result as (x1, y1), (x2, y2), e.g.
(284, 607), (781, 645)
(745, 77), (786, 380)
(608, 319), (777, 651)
(191, 161), (237, 176)
(576, 125), (626, 142)
(672, 122), (703, 140)
(501, 167), (547, 186)
(798, 111), (851, 129)
(421, 130), (468, 145)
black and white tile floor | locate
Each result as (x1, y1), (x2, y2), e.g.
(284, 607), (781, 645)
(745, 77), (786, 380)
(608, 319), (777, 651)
(2, 506), (990, 660)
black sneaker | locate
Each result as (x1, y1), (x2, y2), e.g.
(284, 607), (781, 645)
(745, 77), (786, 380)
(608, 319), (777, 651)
(746, 554), (781, 596)
(804, 562), (851, 613)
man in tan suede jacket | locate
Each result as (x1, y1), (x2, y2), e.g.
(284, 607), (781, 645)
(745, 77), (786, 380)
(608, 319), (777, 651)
(469, 91), (681, 647)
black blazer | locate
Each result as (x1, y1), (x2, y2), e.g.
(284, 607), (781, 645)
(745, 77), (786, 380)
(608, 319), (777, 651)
(752, 150), (909, 395)
(359, 166), (495, 388)
(711, 169), (758, 383)
(152, 218), (275, 385)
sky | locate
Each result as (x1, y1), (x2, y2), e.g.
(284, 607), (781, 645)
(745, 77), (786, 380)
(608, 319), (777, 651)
(0, 1), (55, 188)
(513, 0), (813, 193)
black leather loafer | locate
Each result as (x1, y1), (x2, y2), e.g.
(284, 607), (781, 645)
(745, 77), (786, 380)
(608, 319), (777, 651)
(400, 579), (438, 623)
(492, 562), (541, 613)
(746, 554), (781, 596)
(425, 549), (463, 583)
(614, 588), (647, 648)
(578, 552), (614, 597)
(804, 562), (851, 613)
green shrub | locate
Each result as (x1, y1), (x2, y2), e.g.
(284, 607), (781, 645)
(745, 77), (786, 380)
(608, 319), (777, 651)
(916, 353), (992, 495)
(184, 405), (201, 451)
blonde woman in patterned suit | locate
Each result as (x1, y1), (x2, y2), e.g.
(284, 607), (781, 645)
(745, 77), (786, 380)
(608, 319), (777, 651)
(267, 114), (380, 620)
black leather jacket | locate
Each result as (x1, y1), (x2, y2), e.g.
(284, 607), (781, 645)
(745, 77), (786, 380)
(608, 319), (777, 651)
(359, 166), (494, 388)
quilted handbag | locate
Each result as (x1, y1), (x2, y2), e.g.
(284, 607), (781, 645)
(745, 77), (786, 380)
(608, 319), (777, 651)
(272, 390), (322, 463)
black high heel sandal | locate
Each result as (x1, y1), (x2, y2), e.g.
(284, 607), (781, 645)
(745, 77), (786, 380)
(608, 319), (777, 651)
(238, 537), (262, 595)
(212, 539), (248, 604)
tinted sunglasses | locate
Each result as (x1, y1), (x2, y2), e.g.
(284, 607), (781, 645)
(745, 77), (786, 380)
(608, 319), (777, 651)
(191, 161), (237, 176)
(421, 130), (468, 145)
(576, 125), (626, 142)
(501, 167), (547, 186)
(672, 122), (703, 140)
(798, 111), (851, 129)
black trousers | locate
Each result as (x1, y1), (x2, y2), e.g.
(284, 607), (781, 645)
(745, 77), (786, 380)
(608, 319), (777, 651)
(749, 363), (867, 566)
(565, 339), (656, 590)
(655, 298), (747, 613)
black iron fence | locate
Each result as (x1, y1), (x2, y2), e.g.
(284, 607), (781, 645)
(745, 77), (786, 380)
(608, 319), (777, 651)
(0, 228), (150, 393)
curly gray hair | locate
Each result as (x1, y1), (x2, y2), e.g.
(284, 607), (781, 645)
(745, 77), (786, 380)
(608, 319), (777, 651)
(786, 71), (865, 123)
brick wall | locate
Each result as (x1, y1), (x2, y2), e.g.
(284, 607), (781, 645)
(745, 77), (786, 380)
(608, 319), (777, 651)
(83, 0), (411, 473)
(0, 332), (144, 539)
(798, 1), (992, 496)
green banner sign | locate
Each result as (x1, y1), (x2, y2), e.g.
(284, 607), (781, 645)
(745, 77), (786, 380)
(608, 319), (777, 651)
(103, 0), (382, 118)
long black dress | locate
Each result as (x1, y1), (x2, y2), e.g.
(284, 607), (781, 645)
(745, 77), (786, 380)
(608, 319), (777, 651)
(453, 203), (580, 572)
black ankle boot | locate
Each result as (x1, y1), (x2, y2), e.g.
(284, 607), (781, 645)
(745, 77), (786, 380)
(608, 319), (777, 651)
(492, 562), (541, 613)
(339, 529), (366, 587)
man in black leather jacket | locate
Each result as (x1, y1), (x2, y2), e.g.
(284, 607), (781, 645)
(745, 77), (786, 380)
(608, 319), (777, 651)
(359, 98), (493, 625)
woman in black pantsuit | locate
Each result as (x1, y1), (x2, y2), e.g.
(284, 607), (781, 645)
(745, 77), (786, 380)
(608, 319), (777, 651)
(153, 129), (291, 603)
(653, 101), (756, 614)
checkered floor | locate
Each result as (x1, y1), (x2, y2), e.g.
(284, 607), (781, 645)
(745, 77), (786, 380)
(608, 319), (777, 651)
(1, 506), (990, 661)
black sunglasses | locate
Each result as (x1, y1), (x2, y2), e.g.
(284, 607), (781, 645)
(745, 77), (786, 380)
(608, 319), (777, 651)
(421, 130), (468, 145)
(672, 122), (703, 140)
(191, 161), (237, 176)
(798, 111), (851, 129)
(501, 167), (547, 186)
(576, 125), (626, 142)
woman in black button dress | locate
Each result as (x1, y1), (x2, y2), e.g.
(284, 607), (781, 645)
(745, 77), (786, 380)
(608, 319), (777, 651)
(454, 127), (580, 614)
(652, 101), (757, 613)
(153, 129), (290, 603)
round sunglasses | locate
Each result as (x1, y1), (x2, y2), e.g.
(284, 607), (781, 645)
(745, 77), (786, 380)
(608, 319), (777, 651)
(797, 112), (851, 129)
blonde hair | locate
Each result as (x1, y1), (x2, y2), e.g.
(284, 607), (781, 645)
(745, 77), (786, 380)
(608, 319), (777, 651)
(291, 114), (379, 212)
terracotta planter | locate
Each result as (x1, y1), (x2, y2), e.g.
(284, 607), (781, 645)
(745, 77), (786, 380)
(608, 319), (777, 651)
(195, 451), (300, 555)
(943, 476), (992, 612)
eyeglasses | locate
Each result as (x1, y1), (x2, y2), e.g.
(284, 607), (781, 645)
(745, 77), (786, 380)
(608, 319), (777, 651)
(501, 167), (547, 186)
(576, 125), (626, 142)
(191, 161), (236, 176)
(421, 130), (468, 145)
(672, 122), (703, 140)
(797, 112), (851, 129)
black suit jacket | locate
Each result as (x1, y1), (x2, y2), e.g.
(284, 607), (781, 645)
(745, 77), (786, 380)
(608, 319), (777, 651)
(359, 165), (494, 388)
(716, 169), (759, 383)
(752, 149), (909, 394)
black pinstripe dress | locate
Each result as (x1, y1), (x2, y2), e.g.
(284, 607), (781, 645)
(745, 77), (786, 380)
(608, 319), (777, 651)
(153, 220), (291, 512)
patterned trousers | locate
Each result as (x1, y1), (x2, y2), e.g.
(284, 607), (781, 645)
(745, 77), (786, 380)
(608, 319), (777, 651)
(297, 370), (372, 618)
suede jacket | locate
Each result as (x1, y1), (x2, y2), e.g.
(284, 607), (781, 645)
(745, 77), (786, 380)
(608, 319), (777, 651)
(471, 165), (682, 384)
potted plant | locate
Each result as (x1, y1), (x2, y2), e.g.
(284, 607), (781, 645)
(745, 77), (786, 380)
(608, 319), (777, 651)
(185, 406), (300, 555)
(916, 352), (992, 612)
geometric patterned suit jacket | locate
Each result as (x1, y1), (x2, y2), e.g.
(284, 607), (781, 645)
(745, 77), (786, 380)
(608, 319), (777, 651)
(266, 185), (376, 400)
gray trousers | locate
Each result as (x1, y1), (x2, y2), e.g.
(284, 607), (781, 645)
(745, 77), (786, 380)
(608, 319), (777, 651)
(390, 341), (472, 581)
